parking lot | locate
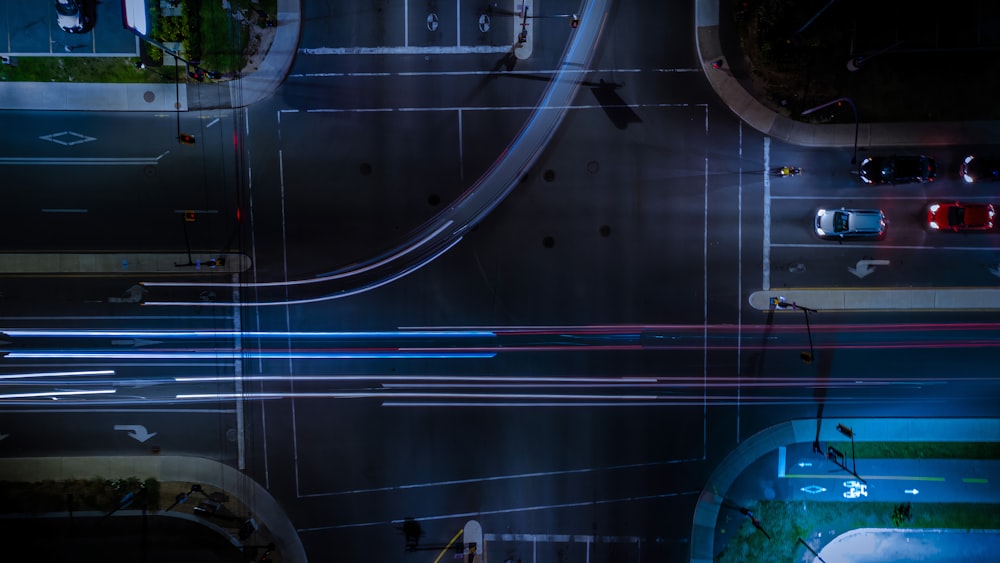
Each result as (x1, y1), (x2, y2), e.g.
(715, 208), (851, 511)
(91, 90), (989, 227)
(1, 0), (138, 56)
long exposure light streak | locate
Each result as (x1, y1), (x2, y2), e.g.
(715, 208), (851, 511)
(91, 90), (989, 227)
(141, 219), (456, 289)
(6, 351), (496, 360)
(0, 389), (116, 399)
(0, 370), (114, 380)
(1, 329), (496, 338)
(176, 391), (909, 404)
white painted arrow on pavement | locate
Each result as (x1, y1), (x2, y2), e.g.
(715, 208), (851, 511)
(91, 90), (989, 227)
(989, 264), (1000, 278)
(114, 424), (157, 443)
(848, 259), (890, 279)
(905, 488), (919, 495)
(797, 462), (812, 468)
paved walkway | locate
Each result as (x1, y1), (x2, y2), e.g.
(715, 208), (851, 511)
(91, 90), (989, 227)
(818, 528), (1000, 562)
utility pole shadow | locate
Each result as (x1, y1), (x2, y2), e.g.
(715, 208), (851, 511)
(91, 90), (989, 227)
(589, 79), (641, 129)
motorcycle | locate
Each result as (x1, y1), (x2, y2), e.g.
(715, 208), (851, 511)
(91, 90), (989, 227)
(770, 166), (802, 177)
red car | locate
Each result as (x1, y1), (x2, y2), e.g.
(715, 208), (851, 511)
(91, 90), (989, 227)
(926, 201), (995, 231)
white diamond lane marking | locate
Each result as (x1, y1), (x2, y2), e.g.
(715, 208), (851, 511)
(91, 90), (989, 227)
(801, 485), (826, 494)
(39, 131), (97, 146)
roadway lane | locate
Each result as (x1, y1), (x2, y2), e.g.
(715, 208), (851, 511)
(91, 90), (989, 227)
(0, 111), (245, 256)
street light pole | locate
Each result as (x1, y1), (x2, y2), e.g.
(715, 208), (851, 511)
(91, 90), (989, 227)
(770, 297), (818, 364)
(837, 423), (857, 475)
(802, 97), (859, 164)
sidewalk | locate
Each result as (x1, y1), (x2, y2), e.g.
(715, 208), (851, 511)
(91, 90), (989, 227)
(0, 455), (307, 563)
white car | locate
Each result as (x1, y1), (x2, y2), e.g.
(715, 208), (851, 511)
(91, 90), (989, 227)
(815, 208), (887, 240)
(843, 480), (867, 499)
(56, 0), (89, 33)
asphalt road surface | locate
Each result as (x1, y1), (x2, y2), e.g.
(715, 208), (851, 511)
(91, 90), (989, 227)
(1, 1), (999, 562)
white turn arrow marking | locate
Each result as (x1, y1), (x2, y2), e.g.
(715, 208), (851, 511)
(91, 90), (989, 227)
(114, 424), (157, 443)
(988, 264), (1000, 278)
(797, 462), (813, 468)
(848, 259), (890, 279)
(904, 488), (919, 495)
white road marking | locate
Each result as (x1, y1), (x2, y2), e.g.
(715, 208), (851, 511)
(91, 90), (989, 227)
(772, 195), (995, 201)
(38, 131), (96, 145)
(763, 136), (771, 290)
(290, 67), (669, 77)
(0, 156), (163, 165)
(772, 243), (998, 251)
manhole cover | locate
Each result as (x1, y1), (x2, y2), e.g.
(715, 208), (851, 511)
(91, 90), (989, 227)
(143, 91), (155, 103)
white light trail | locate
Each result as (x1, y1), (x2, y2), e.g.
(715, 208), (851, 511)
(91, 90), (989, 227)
(1, 329), (495, 338)
(0, 389), (116, 399)
(0, 370), (114, 380)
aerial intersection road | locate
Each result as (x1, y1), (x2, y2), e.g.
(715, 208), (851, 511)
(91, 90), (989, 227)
(1, 0), (999, 562)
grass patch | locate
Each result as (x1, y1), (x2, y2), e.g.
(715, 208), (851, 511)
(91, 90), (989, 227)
(0, 477), (160, 512)
(0, 57), (173, 84)
(197, 0), (249, 73)
(828, 442), (1000, 460)
(717, 500), (1000, 562)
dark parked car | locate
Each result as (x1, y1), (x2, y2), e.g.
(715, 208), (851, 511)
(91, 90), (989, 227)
(960, 155), (1000, 183)
(859, 155), (936, 184)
